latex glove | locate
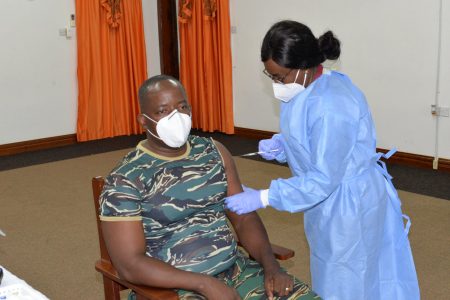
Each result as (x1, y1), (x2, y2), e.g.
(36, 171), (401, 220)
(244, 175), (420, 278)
(225, 187), (265, 214)
(258, 135), (285, 161)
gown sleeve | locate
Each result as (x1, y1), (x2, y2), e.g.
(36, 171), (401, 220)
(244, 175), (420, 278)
(268, 106), (359, 213)
(272, 133), (288, 163)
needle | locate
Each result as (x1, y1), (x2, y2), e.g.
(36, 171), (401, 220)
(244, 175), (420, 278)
(238, 149), (279, 157)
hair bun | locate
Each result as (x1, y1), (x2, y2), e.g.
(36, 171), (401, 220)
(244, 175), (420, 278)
(318, 31), (341, 60)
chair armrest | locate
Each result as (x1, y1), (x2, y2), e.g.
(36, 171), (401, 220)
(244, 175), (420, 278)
(237, 241), (295, 261)
(95, 260), (179, 300)
(270, 243), (295, 260)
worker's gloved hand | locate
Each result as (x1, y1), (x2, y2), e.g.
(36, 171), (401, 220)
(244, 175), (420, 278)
(258, 134), (285, 161)
(225, 186), (265, 214)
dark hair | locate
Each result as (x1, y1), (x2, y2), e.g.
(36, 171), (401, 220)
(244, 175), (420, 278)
(138, 75), (186, 110)
(261, 20), (340, 69)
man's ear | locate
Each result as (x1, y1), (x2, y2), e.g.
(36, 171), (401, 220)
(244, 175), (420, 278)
(137, 114), (146, 127)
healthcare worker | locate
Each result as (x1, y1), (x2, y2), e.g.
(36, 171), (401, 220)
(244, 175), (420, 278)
(225, 20), (420, 300)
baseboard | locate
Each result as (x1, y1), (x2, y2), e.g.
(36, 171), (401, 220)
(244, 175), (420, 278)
(376, 149), (450, 172)
(233, 127), (450, 172)
(234, 127), (273, 140)
(439, 159), (450, 172)
(2, 129), (449, 172)
(0, 134), (77, 156)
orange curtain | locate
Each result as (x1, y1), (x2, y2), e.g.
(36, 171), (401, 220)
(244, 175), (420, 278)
(76, 0), (147, 142)
(179, 0), (234, 134)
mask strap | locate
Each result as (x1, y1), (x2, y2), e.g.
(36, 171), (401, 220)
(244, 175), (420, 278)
(165, 109), (178, 120)
(143, 114), (157, 124)
(145, 109), (181, 122)
(146, 128), (162, 141)
(142, 114), (162, 141)
(293, 69), (300, 83)
(302, 70), (308, 86)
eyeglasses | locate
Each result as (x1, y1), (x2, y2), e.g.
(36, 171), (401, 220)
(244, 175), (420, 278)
(263, 69), (293, 84)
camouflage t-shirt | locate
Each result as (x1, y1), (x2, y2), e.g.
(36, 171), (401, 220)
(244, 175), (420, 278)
(99, 135), (238, 275)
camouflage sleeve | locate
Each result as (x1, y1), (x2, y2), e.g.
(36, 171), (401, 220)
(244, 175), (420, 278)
(99, 174), (142, 221)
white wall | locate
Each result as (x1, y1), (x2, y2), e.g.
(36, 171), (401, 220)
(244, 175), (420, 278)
(0, 0), (160, 145)
(230, 0), (450, 159)
(436, 1), (450, 161)
(0, 0), (77, 144)
(1, 0), (448, 160)
(142, 0), (161, 78)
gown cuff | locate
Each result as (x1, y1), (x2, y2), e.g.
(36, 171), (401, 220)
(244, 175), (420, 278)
(260, 189), (270, 207)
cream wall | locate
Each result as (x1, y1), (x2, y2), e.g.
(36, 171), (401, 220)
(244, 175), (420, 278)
(0, 0), (78, 144)
(1, 1), (448, 160)
(0, 0), (160, 145)
(230, 0), (450, 159)
(436, 1), (450, 161)
(142, 0), (161, 78)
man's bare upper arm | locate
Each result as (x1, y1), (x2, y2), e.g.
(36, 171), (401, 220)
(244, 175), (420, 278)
(101, 220), (147, 271)
(213, 140), (243, 196)
(212, 140), (258, 228)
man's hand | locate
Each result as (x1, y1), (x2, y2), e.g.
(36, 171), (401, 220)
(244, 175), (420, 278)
(264, 268), (294, 299)
(198, 276), (241, 300)
(225, 187), (264, 214)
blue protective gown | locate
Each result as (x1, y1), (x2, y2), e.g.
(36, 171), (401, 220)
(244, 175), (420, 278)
(268, 71), (420, 300)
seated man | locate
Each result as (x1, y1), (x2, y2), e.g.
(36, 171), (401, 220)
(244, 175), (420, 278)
(99, 75), (320, 300)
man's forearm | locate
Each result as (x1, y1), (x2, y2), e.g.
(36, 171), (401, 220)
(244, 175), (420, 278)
(117, 254), (211, 293)
(233, 213), (280, 270)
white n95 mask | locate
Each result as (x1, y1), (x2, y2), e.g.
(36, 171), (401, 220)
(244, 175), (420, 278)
(143, 109), (192, 148)
(272, 70), (307, 102)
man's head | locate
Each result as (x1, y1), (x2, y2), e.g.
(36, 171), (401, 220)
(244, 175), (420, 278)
(138, 75), (188, 112)
(137, 75), (192, 149)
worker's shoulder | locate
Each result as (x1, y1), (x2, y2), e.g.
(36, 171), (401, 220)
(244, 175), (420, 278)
(307, 72), (368, 121)
(312, 71), (360, 97)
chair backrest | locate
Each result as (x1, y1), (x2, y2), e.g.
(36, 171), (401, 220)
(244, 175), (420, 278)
(92, 176), (111, 263)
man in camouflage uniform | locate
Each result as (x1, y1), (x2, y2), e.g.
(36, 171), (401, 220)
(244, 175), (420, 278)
(99, 75), (321, 300)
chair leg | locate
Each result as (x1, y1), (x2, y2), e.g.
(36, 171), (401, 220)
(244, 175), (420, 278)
(102, 276), (122, 300)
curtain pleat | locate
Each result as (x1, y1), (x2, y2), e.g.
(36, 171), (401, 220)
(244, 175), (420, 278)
(76, 0), (147, 142)
(179, 0), (234, 133)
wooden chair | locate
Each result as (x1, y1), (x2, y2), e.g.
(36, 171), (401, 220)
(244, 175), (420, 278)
(92, 176), (295, 300)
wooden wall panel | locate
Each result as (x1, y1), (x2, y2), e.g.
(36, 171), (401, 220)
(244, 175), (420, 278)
(157, 0), (179, 78)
